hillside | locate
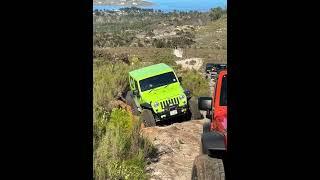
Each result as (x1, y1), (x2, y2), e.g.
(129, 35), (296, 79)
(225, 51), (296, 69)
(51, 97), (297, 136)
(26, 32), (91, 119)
(193, 14), (227, 50)
(93, 0), (154, 6)
(93, 7), (227, 63)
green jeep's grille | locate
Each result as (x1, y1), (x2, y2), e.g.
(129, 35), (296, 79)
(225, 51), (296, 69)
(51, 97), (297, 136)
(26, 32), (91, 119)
(160, 97), (180, 109)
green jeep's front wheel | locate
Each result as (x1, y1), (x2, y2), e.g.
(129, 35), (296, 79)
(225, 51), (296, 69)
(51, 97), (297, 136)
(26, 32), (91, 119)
(141, 109), (156, 127)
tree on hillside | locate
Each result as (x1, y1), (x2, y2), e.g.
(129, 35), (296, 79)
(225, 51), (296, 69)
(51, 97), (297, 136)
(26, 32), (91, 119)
(209, 7), (224, 21)
(152, 39), (166, 48)
(95, 10), (101, 16)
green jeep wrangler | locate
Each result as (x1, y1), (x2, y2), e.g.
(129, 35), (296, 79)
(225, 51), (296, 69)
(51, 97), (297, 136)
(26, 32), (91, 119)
(125, 63), (201, 127)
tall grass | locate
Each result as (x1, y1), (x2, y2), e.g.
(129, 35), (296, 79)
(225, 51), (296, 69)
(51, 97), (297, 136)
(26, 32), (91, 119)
(93, 61), (156, 179)
(180, 69), (210, 97)
(94, 108), (154, 180)
(93, 61), (135, 152)
(93, 62), (130, 111)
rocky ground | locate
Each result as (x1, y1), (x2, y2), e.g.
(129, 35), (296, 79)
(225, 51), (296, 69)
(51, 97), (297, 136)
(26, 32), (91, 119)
(141, 119), (206, 180)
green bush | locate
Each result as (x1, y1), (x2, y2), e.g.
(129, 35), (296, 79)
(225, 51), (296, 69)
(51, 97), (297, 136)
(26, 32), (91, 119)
(180, 69), (210, 97)
(93, 58), (148, 114)
(189, 60), (196, 65)
(93, 106), (110, 151)
(93, 63), (130, 111)
(209, 7), (225, 21)
(152, 39), (166, 48)
(93, 62), (131, 150)
(94, 108), (153, 180)
(152, 51), (177, 67)
(93, 61), (158, 179)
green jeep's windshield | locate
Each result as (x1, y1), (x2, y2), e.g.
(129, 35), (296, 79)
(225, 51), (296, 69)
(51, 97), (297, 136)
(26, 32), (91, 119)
(140, 72), (177, 92)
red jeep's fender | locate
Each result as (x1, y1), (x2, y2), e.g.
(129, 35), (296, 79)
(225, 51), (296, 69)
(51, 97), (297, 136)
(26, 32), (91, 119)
(211, 107), (227, 132)
(211, 106), (227, 149)
(211, 70), (227, 147)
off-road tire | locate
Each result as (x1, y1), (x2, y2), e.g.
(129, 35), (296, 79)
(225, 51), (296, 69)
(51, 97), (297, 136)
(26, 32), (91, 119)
(191, 155), (225, 180)
(203, 121), (210, 133)
(141, 109), (156, 127)
(185, 109), (192, 120)
(125, 91), (139, 115)
(201, 121), (211, 157)
(189, 97), (202, 120)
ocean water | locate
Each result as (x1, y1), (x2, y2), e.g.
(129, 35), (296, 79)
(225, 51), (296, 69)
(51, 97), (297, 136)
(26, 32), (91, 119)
(93, 0), (227, 12)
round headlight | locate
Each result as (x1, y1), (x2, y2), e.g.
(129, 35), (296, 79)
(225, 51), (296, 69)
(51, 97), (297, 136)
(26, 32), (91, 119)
(154, 102), (159, 107)
(179, 94), (185, 100)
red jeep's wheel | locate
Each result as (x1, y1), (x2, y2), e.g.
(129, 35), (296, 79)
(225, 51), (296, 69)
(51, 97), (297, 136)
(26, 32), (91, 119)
(191, 155), (225, 180)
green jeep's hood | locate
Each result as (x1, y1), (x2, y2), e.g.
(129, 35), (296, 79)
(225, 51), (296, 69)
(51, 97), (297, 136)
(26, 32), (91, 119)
(140, 82), (184, 104)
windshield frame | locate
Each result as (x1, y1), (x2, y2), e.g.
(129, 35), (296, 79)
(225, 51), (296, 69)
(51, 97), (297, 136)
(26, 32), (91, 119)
(139, 72), (178, 92)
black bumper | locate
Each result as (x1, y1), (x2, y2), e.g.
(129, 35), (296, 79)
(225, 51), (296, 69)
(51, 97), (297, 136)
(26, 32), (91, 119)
(155, 105), (188, 120)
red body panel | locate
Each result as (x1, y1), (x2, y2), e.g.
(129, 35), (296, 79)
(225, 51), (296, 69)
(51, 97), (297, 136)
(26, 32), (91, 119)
(211, 70), (227, 146)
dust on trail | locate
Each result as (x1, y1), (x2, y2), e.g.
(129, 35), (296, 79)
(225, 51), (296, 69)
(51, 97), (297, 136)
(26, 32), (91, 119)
(141, 119), (205, 180)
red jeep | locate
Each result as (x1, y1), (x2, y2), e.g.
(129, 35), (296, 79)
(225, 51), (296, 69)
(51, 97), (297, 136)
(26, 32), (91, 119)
(192, 70), (227, 180)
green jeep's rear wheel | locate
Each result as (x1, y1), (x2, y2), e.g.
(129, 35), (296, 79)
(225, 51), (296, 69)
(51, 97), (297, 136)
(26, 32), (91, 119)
(125, 91), (139, 116)
(141, 109), (156, 127)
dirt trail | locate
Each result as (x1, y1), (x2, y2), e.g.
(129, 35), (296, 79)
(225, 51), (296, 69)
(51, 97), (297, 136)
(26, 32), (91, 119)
(141, 119), (206, 180)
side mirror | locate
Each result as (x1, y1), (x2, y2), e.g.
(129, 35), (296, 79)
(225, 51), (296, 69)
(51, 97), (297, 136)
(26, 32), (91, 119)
(178, 77), (182, 82)
(133, 89), (139, 96)
(184, 89), (191, 99)
(198, 96), (212, 111)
